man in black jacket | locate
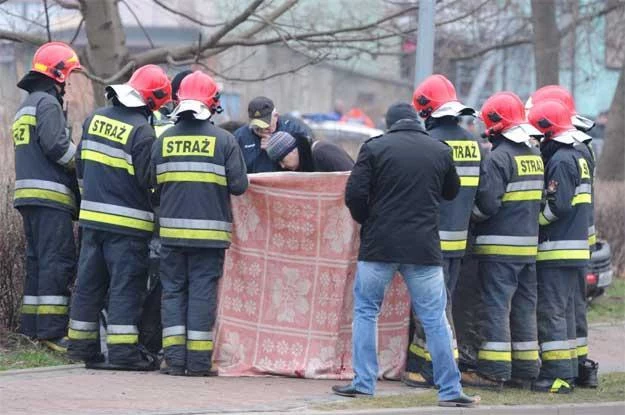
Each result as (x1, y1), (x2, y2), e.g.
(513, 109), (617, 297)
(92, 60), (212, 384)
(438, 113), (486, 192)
(332, 103), (479, 408)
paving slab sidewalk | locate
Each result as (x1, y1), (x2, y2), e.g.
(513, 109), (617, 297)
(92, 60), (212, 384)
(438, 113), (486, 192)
(0, 322), (623, 415)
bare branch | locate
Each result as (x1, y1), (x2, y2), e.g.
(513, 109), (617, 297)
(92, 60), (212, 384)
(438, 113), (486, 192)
(435, 0), (490, 26)
(0, 6), (47, 28)
(120, 0), (154, 48)
(0, 29), (47, 45)
(53, 0), (80, 10)
(42, 0), (51, 42)
(152, 0), (224, 28)
(452, 38), (532, 61)
(69, 18), (84, 45)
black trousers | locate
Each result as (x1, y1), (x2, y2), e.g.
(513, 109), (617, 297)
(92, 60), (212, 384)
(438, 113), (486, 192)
(574, 268), (589, 361)
(68, 229), (149, 364)
(537, 266), (580, 381)
(476, 261), (539, 381)
(160, 246), (224, 373)
(19, 206), (76, 340)
(405, 257), (461, 382)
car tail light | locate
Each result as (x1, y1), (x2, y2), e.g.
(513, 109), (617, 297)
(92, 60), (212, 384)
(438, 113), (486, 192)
(586, 273), (598, 285)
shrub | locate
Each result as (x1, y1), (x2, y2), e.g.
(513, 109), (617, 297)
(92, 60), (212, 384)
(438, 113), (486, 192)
(595, 180), (625, 276)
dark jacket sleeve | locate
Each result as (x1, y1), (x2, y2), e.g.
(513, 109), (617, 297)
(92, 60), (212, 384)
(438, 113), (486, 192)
(225, 134), (249, 196)
(472, 151), (509, 222)
(149, 138), (162, 206)
(441, 148), (460, 201)
(345, 143), (373, 224)
(36, 98), (76, 168)
(539, 156), (577, 225)
(131, 125), (155, 191)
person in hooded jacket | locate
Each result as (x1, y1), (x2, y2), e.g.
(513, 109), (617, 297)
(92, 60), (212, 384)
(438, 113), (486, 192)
(67, 65), (172, 371)
(527, 86), (599, 388)
(12, 42), (82, 352)
(528, 99), (593, 394)
(404, 75), (481, 388)
(463, 92), (544, 390)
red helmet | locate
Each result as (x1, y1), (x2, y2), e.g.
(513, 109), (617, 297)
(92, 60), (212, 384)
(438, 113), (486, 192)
(31, 42), (81, 83)
(480, 92), (527, 133)
(412, 74), (473, 118)
(176, 71), (222, 113)
(527, 85), (594, 132)
(528, 99), (575, 139)
(127, 65), (172, 111)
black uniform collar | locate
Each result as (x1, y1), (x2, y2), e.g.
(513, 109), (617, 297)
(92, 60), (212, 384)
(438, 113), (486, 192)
(387, 119), (426, 134)
(540, 139), (569, 163)
(17, 71), (64, 104)
(425, 115), (458, 130)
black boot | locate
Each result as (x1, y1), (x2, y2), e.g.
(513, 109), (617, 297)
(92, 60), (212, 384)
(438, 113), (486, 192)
(532, 378), (572, 394)
(577, 359), (599, 388)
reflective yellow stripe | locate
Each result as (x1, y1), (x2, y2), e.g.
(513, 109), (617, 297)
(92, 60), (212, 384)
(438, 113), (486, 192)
(160, 227), (231, 241)
(502, 190), (543, 202)
(440, 240), (467, 251)
(512, 350), (539, 360)
(21, 304), (38, 314)
(38, 305), (68, 315)
(409, 344), (458, 361)
(81, 149), (135, 175)
(588, 234), (597, 246)
(572, 193), (591, 205)
(570, 348), (578, 358)
(539, 212), (550, 226)
(14, 189), (73, 207)
(473, 245), (537, 256)
(576, 345), (588, 356)
(460, 176), (479, 187)
(68, 328), (98, 340)
(187, 340), (214, 351)
(156, 171), (226, 185)
(80, 210), (154, 232)
(16, 114), (37, 126)
(478, 350), (512, 362)
(163, 335), (186, 348)
(541, 350), (571, 361)
(536, 249), (590, 261)
(107, 334), (138, 345)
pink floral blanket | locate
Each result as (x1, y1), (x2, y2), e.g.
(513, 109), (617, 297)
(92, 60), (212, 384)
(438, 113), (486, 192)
(213, 172), (411, 379)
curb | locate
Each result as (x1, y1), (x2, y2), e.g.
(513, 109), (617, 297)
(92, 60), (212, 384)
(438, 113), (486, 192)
(0, 363), (84, 377)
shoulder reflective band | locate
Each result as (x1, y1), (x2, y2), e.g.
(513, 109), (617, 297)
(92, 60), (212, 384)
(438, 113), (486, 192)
(80, 200), (154, 232)
(502, 180), (543, 202)
(446, 140), (481, 162)
(514, 155), (544, 176)
(578, 158), (591, 179)
(12, 106), (37, 146)
(88, 114), (133, 145)
(81, 140), (135, 175)
(537, 239), (589, 261)
(14, 179), (75, 208)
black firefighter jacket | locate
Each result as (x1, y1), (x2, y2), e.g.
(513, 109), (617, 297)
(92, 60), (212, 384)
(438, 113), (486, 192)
(345, 119), (460, 265)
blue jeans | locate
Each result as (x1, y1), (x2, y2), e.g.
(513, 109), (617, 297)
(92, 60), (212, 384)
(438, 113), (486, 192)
(350, 261), (463, 399)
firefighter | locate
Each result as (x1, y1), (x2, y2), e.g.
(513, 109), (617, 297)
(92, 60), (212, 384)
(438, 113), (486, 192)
(528, 99), (592, 393)
(462, 92), (544, 389)
(153, 70), (193, 137)
(67, 65), (172, 370)
(12, 42), (81, 352)
(151, 71), (248, 376)
(404, 75), (480, 388)
(527, 86), (599, 388)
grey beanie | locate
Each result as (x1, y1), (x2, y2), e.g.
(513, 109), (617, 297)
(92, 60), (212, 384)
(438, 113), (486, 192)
(385, 102), (419, 129)
(266, 131), (297, 162)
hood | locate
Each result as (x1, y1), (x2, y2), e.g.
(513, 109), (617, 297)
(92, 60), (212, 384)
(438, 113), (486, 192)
(105, 84), (146, 108)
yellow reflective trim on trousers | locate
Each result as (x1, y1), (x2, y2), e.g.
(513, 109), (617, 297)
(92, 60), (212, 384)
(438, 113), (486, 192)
(187, 340), (214, 351)
(81, 149), (135, 175)
(14, 189), (74, 207)
(537, 249), (590, 261)
(512, 350), (539, 360)
(21, 304), (38, 314)
(80, 210), (154, 232)
(38, 305), (68, 315)
(160, 227), (231, 241)
(478, 350), (512, 362)
(541, 349), (571, 361)
(107, 334), (138, 345)
(577, 345), (588, 356)
(588, 234), (597, 246)
(572, 193), (591, 205)
(68, 328), (98, 340)
(460, 176), (479, 187)
(570, 348), (578, 358)
(441, 240), (467, 251)
(501, 190), (543, 202)
(163, 335), (186, 348)
(409, 344), (458, 361)
(473, 245), (537, 256)
(156, 171), (226, 186)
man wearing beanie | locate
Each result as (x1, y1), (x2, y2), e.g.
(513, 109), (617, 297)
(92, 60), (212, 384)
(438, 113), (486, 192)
(333, 102), (480, 408)
(266, 131), (354, 172)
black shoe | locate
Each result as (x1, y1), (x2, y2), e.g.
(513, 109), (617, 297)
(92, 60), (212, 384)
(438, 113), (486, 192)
(577, 359), (599, 388)
(160, 360), (185, 376)
(504, 378), (533, 390)
(41, 337), (70, 353)
(532, 378), (572, 394)
(186, 370), (218, 377)
(331, 384), (372, 398)
(439, 392), (481, 408)
(461, 371), (504, 391)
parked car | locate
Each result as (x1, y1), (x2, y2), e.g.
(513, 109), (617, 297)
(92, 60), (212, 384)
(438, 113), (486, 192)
(305, 120), (383, 160)
(587, 239), (613, 301)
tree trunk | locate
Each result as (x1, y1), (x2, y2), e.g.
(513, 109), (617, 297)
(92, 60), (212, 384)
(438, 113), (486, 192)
(597, 64), (625, 181)
(531, 0), (560, 87)
(79, 0), (128, 106)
